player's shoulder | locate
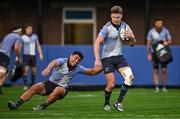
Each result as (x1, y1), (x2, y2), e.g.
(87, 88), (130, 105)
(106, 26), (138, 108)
(13, 33), (21, 40)
(162, 27), (169, 32)
(104, 21), (112, 28)
(32, 33), (38, 37)
(55, 58), (67, 65)
(21, 34), (28, 38)
(56, 58), (67, 62)
(31, 34), (38, 39)
(121, 21), (131, 29)
(121, 21), (128, 26)
(10, 32), (21, 38)
(148, 27), (155, 33)
(21, 34), (30, 42)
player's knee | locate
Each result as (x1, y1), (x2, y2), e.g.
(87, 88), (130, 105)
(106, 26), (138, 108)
(130, 75), (134, 80)
(53, 87), (66, 97)
(124, 75), (134, 86)
(29, 85), (36, 91)
(162, 68), (166, 74)
(110, 83), (115, 89)
(31, 70), (36, 75)
(107, 81), (115, 89)
(50, 91), (63, 99)
(153, 69), (158, 74)
(122, 67), (134, 86)
(0, 66), (7, 74)
(23, 72), (28, 76)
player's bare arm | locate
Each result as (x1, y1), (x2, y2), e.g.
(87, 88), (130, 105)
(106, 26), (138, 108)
(146, 40), (152, 61)
(37, 42), (44, 60)
(41, 60), (59, 76)
(93, 36), (104, 66)
(14, 42), (21, 62)
(84, 65), (103, 75)
(166, 38), (172, 45)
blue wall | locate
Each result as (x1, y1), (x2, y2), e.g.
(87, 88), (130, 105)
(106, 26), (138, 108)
(5, 45), (180, 86)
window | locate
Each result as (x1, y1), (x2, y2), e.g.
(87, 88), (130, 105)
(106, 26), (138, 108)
(62, 8), (96, 45)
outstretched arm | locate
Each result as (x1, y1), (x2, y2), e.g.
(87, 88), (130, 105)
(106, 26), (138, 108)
(41, 60), (59, 76)
(94, 36), (104, 66)
(84, 65), (103, 75)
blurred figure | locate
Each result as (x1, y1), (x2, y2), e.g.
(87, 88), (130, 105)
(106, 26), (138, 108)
(94, 5), (136, 112)
(146, 19), (172, 93)
(0, 25), (22, 95)
(8, 51), (102, 111)
(21, 24), (43, 90)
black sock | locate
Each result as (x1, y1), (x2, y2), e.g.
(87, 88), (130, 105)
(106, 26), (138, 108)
(23, 76), (28, 86)
(155, 85), (159, 89)
(31, 75), (35, 85)
(41, 102), (48, 109)
(15, 98), (24, 107)
(0, 85), (3, 94)
(104, 89), (112, 105)
(155, 85), (159, 88)
(117, 84), (130, 103)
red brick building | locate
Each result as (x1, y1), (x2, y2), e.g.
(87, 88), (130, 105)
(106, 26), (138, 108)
(0, 0), (180, 45)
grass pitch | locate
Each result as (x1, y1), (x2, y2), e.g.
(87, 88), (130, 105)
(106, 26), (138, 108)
(0, 87), (180, 119)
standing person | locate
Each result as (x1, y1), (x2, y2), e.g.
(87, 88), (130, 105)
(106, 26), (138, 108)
(93, 5), (136, 112)
(0, 25), (22, 95)
(21, 24), (43, 90)
(8, 51), (102, 111)
(146, 19), (172, 93)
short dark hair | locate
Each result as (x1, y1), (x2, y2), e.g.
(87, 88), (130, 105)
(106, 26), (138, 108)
(72, 51), (84, 60)
(111, 5), (123, 14)
(154, 18), (163, 22)
(25, 23), (33, 28)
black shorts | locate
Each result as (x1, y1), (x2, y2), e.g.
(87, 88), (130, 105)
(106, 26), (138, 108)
(0, 52), (9, 68)
(43, 80), (68, 99)
(101, 55), (129, 74)
(152, 52), (167, 69)
(23, 55), (36, 67)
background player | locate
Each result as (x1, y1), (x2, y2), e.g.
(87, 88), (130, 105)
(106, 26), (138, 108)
(146, 18), (172, 93)
(21, 24), (43, 90)
(0, 25), (22, 95)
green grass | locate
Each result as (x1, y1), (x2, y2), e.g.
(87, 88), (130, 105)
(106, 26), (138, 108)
(0, 87), (180, 119)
